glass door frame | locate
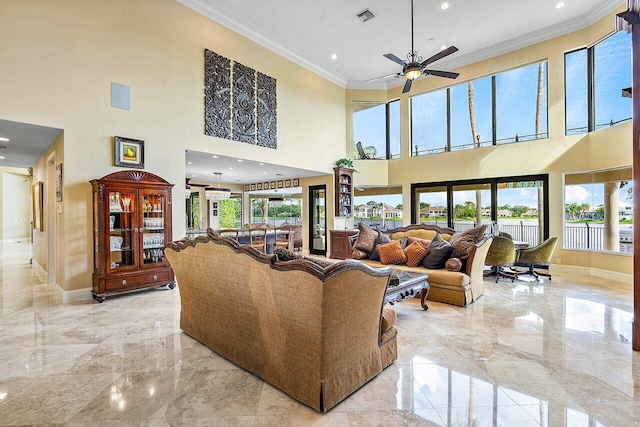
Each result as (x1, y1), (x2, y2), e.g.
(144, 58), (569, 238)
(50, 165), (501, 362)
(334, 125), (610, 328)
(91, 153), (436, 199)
(308, 184), (327, 256)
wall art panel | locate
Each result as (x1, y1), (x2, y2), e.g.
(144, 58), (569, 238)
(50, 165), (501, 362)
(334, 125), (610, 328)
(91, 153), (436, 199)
(257, 72), (277, 149)
(232, 62), (256, 144)
(204, 49), (231, 139)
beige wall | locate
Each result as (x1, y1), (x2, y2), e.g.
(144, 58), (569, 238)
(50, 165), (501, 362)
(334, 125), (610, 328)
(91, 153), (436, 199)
(348, 6), (632, 276)
(1, 0), (346, 291)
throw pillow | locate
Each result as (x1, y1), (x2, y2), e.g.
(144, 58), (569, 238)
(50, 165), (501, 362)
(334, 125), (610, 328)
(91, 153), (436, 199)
(351, 249), (369, 260)
(445, 257), (463, 272)
(368, 231), (392, 261)
(353, 222), (378, 254)
(421, 233), (453, 269)
(404, 241), (429, 267)
(376, 240), (408, 265)
(449, 225), (487, 260)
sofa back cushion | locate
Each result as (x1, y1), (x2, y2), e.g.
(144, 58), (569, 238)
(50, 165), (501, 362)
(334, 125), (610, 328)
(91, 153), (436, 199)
(389, 229), (452, 242)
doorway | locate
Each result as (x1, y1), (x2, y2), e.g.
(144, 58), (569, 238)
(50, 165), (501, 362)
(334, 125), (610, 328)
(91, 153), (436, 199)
(308, 185), (326, 256)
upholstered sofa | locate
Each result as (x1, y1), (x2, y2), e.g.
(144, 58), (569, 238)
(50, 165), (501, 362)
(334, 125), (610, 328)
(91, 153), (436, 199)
(164, 230), (398, 412)
(352, 224), (493, 307)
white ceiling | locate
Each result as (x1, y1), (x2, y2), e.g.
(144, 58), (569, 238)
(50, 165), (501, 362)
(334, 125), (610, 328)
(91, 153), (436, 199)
(179, 0), (623, 89)
(0, 119), (62, 169)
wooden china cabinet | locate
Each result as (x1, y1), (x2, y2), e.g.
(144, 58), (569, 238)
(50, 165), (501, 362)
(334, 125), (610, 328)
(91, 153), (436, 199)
(90, 170), (175, 303)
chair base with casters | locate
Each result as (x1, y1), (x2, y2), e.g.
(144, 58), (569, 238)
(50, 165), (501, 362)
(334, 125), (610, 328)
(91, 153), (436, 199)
(484, 265), (518, 282)
(514, 263), (551, 281)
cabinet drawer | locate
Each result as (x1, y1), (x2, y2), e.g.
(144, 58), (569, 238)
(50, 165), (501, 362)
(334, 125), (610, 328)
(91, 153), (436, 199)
(105, 269), (173, 292)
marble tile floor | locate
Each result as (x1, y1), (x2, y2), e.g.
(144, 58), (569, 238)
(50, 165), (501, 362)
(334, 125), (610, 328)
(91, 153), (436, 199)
(1, 240), (639, 426)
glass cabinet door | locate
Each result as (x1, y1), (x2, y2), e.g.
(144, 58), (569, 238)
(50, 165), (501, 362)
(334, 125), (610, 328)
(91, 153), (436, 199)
(108, 189), (136, 270)
(140, 189), (167, 266)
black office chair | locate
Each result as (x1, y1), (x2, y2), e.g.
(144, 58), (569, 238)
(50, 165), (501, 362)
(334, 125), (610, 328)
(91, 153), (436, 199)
(356, 141), (373, 160)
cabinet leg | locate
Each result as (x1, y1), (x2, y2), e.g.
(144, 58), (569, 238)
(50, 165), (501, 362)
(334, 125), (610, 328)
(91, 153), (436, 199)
(168, 282), (176, 290)
(96, 296), (106, 303)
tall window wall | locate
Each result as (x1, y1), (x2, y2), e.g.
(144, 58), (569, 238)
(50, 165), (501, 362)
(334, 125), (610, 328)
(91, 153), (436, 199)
(565, 31), (632, 135)
(411, 61), (548, 156)
(353, 100), (401, 159)
(413, 175), (548, 246)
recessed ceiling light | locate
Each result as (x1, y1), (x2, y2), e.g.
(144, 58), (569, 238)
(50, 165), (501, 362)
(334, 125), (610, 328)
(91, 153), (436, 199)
(440, 45), (448, 50)
(187, 161), (192, 165)
(0, 137), (9, 142)
(441, 2), (450, 10)
(555, 2), (565, 8)
(0, 156), (4, 159)
(259, 163), (264, 166)
(212, 155), (218, 158)
(192, 174), (196, 177)
(331, 54), (338, 60)
(229, 167), (234, 170)
(263, 171), (267, 174)
(237, 159), (243, 162)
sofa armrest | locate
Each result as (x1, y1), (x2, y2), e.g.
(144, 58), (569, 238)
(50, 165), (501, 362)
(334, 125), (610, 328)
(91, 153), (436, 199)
(466, 235), (493, 276)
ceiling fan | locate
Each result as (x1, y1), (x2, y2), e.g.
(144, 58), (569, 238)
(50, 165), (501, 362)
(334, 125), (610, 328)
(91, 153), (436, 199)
(368, 0), (460, 93)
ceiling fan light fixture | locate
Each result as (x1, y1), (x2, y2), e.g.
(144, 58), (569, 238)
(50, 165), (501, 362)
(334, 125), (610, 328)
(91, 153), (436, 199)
(405, 67), (422, 80)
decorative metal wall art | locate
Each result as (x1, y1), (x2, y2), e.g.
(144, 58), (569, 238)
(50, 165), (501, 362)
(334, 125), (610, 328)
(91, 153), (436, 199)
(204, 50), (231, 139)
(204, 49), (277, 149)
(232, 62), (256, 144)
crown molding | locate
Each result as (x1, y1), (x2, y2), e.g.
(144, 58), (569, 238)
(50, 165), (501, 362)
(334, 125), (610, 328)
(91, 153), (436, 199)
(179, 0), (623, 91)
(177, 0), (347, 87)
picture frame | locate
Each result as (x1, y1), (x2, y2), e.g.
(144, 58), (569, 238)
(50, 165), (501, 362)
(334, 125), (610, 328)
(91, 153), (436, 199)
(269, 181), (276, 189)
(263, 182), (269, 190)
(277, 180), (283, 189)
(55, 163), (63, 202)
(257, 183), (263, 190)
(293, 178), (299, 187)
(32, 181), (43, 231)
(114, 136), (144, 169)
(285, 179), (291, 188)
(251, 183), (256, 191)
(244, 184), (250, 191)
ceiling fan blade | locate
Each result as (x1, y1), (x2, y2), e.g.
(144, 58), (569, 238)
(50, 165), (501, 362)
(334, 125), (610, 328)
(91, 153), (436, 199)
(365, 73), (401, 82)
(420, 46), (459, 67)
(402, 79), (413, 93)
(383, 53), (406, 66)
(425, 69), (460, 79)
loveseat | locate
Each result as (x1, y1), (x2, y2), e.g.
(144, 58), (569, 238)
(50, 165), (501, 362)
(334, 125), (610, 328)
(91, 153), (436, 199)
(164, 230), (398, 412)
(351, 224), (493, 307)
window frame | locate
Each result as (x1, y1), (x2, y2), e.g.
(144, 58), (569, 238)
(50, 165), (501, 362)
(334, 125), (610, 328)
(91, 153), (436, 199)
(353, 99), (400, 160)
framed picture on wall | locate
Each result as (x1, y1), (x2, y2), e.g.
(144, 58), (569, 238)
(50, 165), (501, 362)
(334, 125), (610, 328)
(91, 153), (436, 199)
(277, 180), (283, 188)
(244, 184), (250, 191)
(269, 181), (276, 189)
(55, 163), (63, 202)
(285, 179), (291, 188)
(114, 136), (144, 169)
(251, 184), (256, 191)
(293, 178), (299, 187)
(257, 183), (262, 190)
(263, 182), (269, 190)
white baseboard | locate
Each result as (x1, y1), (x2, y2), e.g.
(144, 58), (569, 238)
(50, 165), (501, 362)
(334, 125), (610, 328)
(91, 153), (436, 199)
(551, 264), (632, 285)
(54, 283), (93, 303)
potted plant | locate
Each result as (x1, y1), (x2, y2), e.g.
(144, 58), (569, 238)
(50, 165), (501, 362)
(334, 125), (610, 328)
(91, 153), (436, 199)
(334, 158), (354, 169)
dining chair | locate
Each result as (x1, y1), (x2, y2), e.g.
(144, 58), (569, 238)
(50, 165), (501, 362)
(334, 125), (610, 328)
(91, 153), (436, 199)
(274, 225), (292, 250)
(483, 235), (518, 282)
(514, 237), (558, 281)
(247, 224), (267, 253)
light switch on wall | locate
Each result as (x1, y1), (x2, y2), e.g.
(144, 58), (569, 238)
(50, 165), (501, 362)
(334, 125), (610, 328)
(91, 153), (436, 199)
(57, 205), (62, 214)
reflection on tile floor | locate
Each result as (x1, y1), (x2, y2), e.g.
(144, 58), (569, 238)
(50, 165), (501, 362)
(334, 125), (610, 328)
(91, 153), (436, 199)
(1, 241), (639, 426)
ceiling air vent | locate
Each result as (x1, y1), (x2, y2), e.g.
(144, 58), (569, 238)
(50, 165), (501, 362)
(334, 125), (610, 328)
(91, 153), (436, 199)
(356, 9), (375, 22)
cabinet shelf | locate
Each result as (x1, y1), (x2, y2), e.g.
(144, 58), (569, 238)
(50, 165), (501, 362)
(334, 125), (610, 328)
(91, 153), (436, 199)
(334, 167), (354, 219)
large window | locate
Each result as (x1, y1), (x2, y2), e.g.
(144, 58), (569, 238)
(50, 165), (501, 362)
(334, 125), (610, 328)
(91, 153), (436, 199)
(249, 197), (301, 226)
(412, 175), (549, 246)
(411, 61), (548, 156)
(564, 31), (632, 135)
(353, 99), (400, 159)
(354, 190), (403, 230)
(496, 62), (548, 143)
(564, 167), (633, 254)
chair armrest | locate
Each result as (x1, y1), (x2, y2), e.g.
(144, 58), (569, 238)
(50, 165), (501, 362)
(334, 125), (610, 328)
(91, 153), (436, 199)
(466, 235), (493, 277)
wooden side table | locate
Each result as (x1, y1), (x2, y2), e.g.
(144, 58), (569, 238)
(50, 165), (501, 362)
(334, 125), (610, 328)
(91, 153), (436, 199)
(329, 229), (356, 259)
